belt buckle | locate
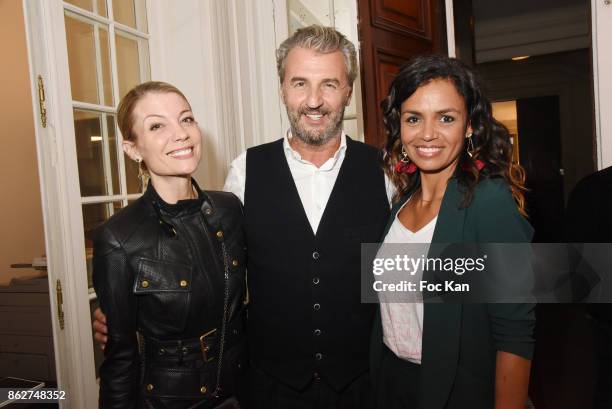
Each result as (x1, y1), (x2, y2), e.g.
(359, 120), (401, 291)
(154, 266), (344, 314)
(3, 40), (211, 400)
(199, 328), (217, 363)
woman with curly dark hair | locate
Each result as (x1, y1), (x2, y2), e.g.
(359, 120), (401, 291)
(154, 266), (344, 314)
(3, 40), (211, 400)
(370, 55), (535, 409)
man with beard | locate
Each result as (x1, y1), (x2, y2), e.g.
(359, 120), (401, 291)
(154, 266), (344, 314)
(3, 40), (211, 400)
(93, 25), (390, 408)
(224, 25), (390, 408)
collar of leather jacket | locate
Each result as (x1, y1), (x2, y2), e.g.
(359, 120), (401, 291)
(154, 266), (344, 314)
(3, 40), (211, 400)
(144, 178), (205, 217)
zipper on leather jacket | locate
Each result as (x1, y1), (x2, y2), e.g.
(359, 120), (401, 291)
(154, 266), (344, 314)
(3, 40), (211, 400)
(151, 200), (178, 237)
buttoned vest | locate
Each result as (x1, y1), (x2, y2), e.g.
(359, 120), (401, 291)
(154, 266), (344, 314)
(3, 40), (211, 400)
(244, 137), (390, 390)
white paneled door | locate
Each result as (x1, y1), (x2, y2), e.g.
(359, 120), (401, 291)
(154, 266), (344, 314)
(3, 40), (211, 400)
(22, 0), (158, 406)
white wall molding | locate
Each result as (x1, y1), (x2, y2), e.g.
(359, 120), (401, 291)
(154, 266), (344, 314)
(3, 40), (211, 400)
(229, 0), (285, 147)
(445, 0), (456, 58)
(153, 0), (235, 189)
(592, 0), (612, 169)
(155, 0), (286, 189)
(288, 0), (331, 28)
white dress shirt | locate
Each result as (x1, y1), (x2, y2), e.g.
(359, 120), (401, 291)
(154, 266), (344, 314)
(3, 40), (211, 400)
(223, 131), (395, 234)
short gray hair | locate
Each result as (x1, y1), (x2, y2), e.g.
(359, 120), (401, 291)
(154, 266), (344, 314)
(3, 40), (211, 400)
(276, 25), (358, 86)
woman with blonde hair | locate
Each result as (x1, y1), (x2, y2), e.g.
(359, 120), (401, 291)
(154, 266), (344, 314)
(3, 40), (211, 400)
(93, 81), (245, 408)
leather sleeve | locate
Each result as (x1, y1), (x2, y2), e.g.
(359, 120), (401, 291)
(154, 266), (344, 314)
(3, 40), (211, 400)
(93, 227), (140, 409)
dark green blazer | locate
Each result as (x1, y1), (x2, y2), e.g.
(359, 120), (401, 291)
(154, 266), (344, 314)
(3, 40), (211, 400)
(370, 177), (535, 409)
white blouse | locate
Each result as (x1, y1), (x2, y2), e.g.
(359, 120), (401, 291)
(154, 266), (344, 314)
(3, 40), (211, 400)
(377, 199), (437, 364)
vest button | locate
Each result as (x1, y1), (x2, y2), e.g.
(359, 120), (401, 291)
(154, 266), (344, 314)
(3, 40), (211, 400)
(312, 251), (320, 260)
(204, 208), (213, 215)
(146, 384), (154, 391)
(232, 259), (239, 267)
(141, 280), (149, 288)
(315, 353), (323, 360)
(180, 280), (188, 287)
(216, 230), (224, 239)
(314, 329), (321, 336)
(312, 277), (320, 285)
(200, 386), (208, 394)
(313, 303), (321, 311)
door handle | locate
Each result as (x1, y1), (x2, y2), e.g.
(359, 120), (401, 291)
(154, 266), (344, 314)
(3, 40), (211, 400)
(56, 279), (65, 330)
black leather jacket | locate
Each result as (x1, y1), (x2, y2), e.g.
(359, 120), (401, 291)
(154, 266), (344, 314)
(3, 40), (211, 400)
(93, 181), (246, 409)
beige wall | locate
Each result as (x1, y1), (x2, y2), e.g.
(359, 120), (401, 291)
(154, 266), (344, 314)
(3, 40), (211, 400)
(0, 0), (46, 284)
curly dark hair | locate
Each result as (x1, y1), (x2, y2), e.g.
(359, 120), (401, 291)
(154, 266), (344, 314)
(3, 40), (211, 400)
(382, 54), (526, 214)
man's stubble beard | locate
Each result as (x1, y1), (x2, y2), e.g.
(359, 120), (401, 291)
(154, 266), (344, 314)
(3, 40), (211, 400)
(287, 104), (346, 146)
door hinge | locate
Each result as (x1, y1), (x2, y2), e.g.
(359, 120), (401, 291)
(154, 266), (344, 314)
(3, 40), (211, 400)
(56, 279), (65, 330)
(37, 75), (47, 128)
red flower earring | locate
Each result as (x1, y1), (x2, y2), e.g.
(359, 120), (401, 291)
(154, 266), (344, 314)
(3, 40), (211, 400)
(466, 133), (485, 171)
(395, 146), (418, 174)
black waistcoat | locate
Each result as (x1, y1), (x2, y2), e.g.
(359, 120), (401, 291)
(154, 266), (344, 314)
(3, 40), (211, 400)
(244, 137), (390, 390)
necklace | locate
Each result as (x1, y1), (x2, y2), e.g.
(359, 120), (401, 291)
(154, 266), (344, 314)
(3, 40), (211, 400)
(415, 189), (444, 204)
(420, 196), (444, 203)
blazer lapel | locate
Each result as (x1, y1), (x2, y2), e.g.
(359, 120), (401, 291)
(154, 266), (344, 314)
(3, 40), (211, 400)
(370, 179), (418, 382)
(374, 177), (466, 408)
(419, 179), (465, 409)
